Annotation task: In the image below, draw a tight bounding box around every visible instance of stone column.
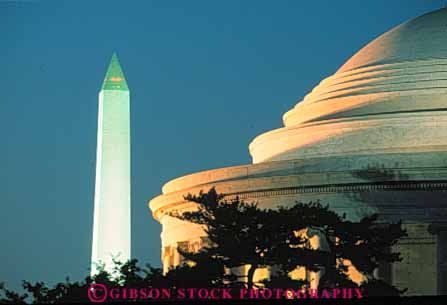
[437,230,447,295]
[376,248,393,284]
[162,246,171,274]
[428,223,447,295]
[306,228,327,289]
[173,243,181,267]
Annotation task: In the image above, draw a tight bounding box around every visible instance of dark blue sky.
[1,0,441,290]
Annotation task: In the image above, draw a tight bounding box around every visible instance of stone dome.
[149,9,447,296]
[338,8,447,73]
[249,8,447,164]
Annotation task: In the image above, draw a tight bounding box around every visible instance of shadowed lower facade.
[149,9,447,295]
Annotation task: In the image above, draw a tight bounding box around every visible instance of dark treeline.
[1,188,406,303]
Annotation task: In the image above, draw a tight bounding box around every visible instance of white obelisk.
[91,53,131,275]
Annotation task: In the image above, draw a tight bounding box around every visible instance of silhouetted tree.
[0,260,166,304]
[1,188,407,303]
[171,188,407,295]
[276,202,407,295]
[170,188,315,289]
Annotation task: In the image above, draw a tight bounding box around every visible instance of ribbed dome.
[250,9,447,164]
[338,8,447,73]
[282,8,447,127]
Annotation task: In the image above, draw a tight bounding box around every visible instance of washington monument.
[91,53,131,275]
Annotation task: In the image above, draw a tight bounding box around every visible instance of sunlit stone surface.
[149,9,447,295]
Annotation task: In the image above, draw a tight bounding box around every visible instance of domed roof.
[282,8,447,127]
[249,8,447,164]
[338,8,447,73]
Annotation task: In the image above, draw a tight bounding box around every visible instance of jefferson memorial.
[149,8,447,295]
